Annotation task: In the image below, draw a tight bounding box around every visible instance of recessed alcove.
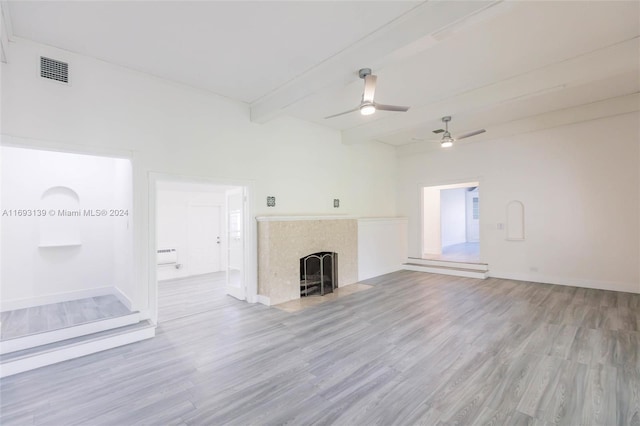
[1,146,134,316]
[39,186,82,247]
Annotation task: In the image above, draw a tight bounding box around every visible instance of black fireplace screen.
[300,252,337,297]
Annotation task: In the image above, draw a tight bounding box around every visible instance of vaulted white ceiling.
[4,1,639,150]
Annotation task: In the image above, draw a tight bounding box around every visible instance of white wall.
[156,188,226,281]
[1,38,398,311]
[398,112,640,293]
[0,146,133,309]
[422,187,441,254]
[357,218,408,281]
[440,187,466,247]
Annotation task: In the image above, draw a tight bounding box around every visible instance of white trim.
[112,286,133,311]
[0,325,155,378]
[488,271,640,294]
[256,215,355,222]
[256,295,271,306]
[1,286,118,312]
[403,264,488,279]
[407,257,489,271]
[0,312,140,354]
[357,217,408,223]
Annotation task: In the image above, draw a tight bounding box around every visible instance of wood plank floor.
[158,272,228,323]
[1,295,131,341]
[1,270,639,425]
[424,241,481,263]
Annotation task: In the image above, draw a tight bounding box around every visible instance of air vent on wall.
[40,56,68,83]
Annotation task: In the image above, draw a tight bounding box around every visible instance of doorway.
[152,178,253,323]
[422,181,481,263]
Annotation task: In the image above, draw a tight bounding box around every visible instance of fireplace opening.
[300,252,338,297]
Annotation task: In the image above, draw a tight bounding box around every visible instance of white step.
[403,263,489,279]
[406,257,489,271]
[0,320,155,378]
[0,312,141,355]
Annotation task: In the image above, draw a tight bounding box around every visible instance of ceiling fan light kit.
[325,68,410,119]
[440,116,454,147]
[440,136,454,148]
[360,102,376,116]
[418,116,487,148]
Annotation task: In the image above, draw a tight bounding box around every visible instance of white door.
[187,205,221,275]
[225,188,245,300]
[465,189,480,242]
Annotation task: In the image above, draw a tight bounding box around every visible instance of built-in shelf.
[38,242,82,248]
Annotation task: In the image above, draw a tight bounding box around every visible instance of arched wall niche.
[506,200,525,241]
[39,185,82,247]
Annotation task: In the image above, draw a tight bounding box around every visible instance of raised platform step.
[407,257,489,271]
[0,312,141,355]
[0,320,155,378]
[403,262,489,279]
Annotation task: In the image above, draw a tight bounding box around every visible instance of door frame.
[148,172,257,325]
[419,176,483,260]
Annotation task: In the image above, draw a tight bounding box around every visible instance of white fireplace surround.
[257,216,358,305]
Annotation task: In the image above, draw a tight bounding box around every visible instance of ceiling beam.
[397,93,640,156]
[249,1,501,124]
[0,1,13,63]
[341,37,640,145]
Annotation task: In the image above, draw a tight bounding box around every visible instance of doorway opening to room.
[422,181,481,263]
[153,180,250,323]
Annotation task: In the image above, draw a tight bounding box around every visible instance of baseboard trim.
[488,271,640,294]
[256,295,271,306]
[403,264,488,279]
[0,325,155,378]
[0,312,141,355]
[1,287,114,312]
[112,287,133,311]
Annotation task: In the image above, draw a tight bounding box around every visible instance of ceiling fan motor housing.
[358,68,372,79]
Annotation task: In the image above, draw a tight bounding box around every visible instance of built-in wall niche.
[39,186,82,247]
[507,200,525,240]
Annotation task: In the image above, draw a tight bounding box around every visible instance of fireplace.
[257,217,358,305]
[300,252,338,297]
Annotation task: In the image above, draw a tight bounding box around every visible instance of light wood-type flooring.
[1,295,131,340]
[158,272,229,323]
[2,270,640,425]
[424,241,481,263]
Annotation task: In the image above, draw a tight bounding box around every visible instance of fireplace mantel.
[257,217,358,305]
[256,215,355,222]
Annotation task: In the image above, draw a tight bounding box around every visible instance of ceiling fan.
[413,116,486,148]
[324,68,410,119]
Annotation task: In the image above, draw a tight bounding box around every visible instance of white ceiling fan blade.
[324,106,360,119]
[375,103,410,112]
[456,129,486,140]
[411,137,442,142]
[362,74,377,103]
